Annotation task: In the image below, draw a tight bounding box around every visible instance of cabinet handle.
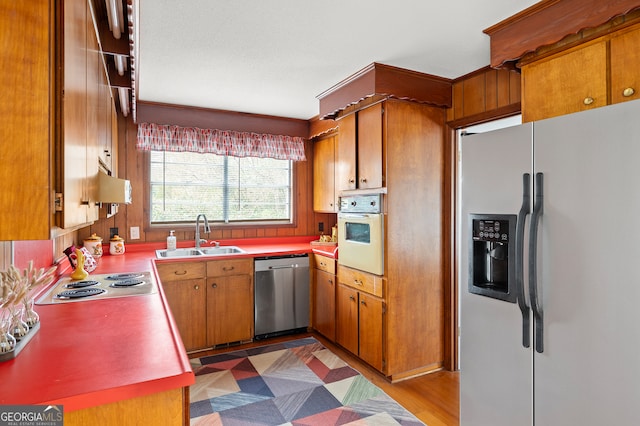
[360,300,366,306]
[319,262,326,267]
[360,177,367,183]
[354,279,363,286]
[174,270,187,276]
[349,178,355,184]
[349,295,356,301]
[194,285,200,290]
[583,97,594,105]
[222,266,235,272]
[623,87,636,97]
[328,279,333,285]
[212,283,217,288]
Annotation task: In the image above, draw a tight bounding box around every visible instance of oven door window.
[345,222,370,244]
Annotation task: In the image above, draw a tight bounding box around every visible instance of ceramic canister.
[109,235,125,255]
[83,233,103,258]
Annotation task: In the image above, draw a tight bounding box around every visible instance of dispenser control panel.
[472,219,510,243]
[468,214,517,303]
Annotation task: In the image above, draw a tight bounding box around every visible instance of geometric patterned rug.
[189,337,426,425]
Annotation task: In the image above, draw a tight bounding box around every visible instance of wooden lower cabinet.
[162,278,207,351]
[158,258,254,352]
[206,273,253,346]
[312,253,336,340]
[336,284,359,355]
[65,387,188,426]
[358,291,384,371]
[336,276,384,372]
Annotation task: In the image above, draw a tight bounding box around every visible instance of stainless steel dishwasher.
[254,254,310,339]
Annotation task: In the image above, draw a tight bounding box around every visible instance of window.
[150,151,293,225]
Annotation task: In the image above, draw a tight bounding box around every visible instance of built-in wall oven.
[337,194,384,276]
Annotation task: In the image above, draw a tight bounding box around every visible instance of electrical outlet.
[110,227,119,238]
[318,222,324,232]
[130,226,140,240]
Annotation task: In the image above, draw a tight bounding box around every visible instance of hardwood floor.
[188,331,460,426]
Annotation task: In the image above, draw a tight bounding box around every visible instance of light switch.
[130,226,140,240]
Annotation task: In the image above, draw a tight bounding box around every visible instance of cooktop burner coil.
[106,273,144,281]
[56,288,106,299]
[64,280,100,289]
[110,278,145,288]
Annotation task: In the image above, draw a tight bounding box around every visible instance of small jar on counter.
[109,235,125,255]
[83,233,103,258]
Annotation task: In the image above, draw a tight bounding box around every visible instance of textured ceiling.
[137,0,540,120]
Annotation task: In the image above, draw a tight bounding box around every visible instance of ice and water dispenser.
[468,214,517,302]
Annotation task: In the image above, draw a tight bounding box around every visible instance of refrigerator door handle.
[516,173,531,348]
[529,172,544,353]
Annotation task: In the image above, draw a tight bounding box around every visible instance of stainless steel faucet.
[195,214,211,248]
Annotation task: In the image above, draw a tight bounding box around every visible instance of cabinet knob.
[349,295,355,301]
[583,97,595,105]
[360,300,366,306]
[328,279,333,285]
[194,285,200,290]
[212,283,217,288]
[360,177,367,183]
[623,87,636,97]
[349,178,355,184]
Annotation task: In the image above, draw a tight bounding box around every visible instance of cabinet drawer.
[337,265,383,298]
[207,258,253,277]
[313,253,336,275]
[156,262,206,282]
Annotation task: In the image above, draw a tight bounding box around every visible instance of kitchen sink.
[155,246,246,259]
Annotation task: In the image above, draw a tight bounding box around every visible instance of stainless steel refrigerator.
[460,99,640,425]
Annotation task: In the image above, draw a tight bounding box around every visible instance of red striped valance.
[136,122,307,161]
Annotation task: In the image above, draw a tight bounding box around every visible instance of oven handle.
[338,213,377,218]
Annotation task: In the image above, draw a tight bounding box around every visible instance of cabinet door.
[357,103,383,189]
[522,42,607,122]
[0,0,52,240]
[359,292,384,371]
[85,15,100,223]
[336,284,359,355]
[59,0,89,228]
[162,278,207,351]
[313,268,336,341]
[313,135,337,212]
[610,27,640,105]
[207,274,253,346]
[337,114,356,191]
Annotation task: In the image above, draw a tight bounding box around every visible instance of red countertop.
[0,236,335,413]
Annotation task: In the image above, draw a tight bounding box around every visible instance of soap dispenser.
[167,230,177,250]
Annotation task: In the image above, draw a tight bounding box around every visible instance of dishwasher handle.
[268,264,302,270]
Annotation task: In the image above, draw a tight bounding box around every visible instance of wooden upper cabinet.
[337,114,356,191]
[0,0,52,240]
[357,103,383,190]
[610,27,640,105]
[313,134,337,212]
[336,103,384,192]
[521,23,640,122]
[522,41,607,122]
[58,0,92,229]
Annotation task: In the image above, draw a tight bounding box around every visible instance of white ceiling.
[137,0,540,120]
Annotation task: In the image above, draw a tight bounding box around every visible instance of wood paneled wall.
[446,67,521,129]
[78,116,332,245]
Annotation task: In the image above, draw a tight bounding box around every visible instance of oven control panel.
[339,194,382,213]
